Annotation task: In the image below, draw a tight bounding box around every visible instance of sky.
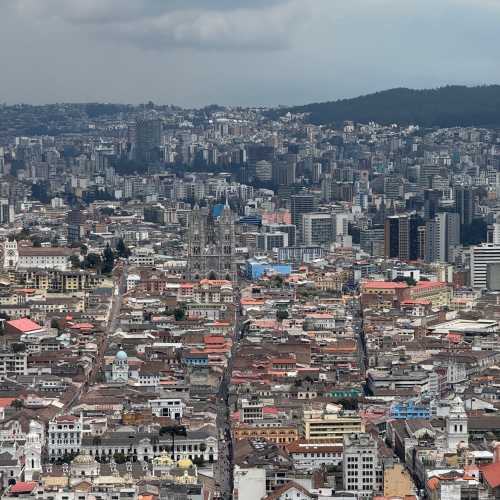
[1,0,500,107]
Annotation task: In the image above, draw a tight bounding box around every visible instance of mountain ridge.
[282,85,500,127]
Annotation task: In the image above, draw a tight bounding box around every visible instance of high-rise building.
[454,185,475,227]
[471,243,500,289]
[291,194,314,243]
[135,118,162,163]
[343,433,383,498]
[384,214,419,261]
[0,198,14,224]
[254,160,272,182]
[425,212,460,263]
[302,213,334,247]
[423,189,442,221]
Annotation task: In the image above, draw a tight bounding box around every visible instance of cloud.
[8,0,305,50]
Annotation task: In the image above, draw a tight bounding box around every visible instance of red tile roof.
[10,482,37,494]
[6,318,43,333]
[362,281,408,289]
[481,462,500,488]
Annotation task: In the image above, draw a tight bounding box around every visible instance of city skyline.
[2,0,500,106]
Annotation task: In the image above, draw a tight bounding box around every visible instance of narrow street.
[216,288,241,499]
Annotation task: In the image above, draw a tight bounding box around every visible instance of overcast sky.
[1,0,500,107]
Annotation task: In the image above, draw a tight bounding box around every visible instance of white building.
[48,415,83,460]
[470,243,500,289]
[446,396,468,451]
[148,398,184,420]
[342,433,383,499]
[111,350,129,384]
[17,247,74,271]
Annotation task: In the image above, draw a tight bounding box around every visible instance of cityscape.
[2,1,500,499]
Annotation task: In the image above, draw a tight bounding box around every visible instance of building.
[446,396,468,452]
[291,194,314,243]
[0,346,28,377]
[47,415,83,461]
[302,405,364,442]
[186,202,236,281]
[455,185,475,227]
[301,213,334,247]
[343,433,383,498]
[240,398,264,423]
[17,247,75,271]
[425,212,460,263]
[110,349,129,384]
[471,243,500,289]
[384,214,419,261]
[135,117,162,162]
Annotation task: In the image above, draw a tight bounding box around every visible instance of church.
[186,201,237,282]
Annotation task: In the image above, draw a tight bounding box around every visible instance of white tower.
[446,396,468,451]
[3,239,18,269]
[24,421,42,481]
[111,349,129,383]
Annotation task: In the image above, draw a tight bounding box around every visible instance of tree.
[83,253,101,270]
[80,244,88,256]
[10,399,23,409]
[393,276,416,286]
[113,452,128,464]
[101,244,115,274]
[70,255,81,269]
[174,308,186,321]
[116,238,131,258]
[192,456,205,467]
[276,310,289,322]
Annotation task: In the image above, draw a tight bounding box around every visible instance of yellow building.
[302,405,364,442]
[234,425,299,444]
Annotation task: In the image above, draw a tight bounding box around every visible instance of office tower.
[0,147,4,176]
[186,202,236,281]
[418,226,426,260]
[301,213,334,247]
[423,189,442,221]
[256,232,288,252]
[471,243,500,289]
[360,226,385,256]
[419,163,441,189]
[67,209,85,243]
[343,433,383,497]
[291,194,314,243]
[0,199,13,224]
[254,160,272,182]
[384,175,403,200]
[272,160,296,186]
[135,118,162,163]
[425,212,460,263]
[263,223,296,247]
[384,214,419,260]
[454,186,475,227]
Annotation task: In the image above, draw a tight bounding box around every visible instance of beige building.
[302,404,364,442]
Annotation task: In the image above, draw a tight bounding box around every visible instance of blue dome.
[115,350,128,362]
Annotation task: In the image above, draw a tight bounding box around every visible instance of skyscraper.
[454,186,475,227]
[291,194,314,244]
[384,214,419,261]
[425,212,460,263]
[135,118,162,163]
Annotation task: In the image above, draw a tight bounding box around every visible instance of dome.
[177,458,193,470]
[115,350,128,362]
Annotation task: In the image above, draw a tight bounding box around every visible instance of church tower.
[186,200,236,281]
[446,396,468,451]
[24,421,42,481]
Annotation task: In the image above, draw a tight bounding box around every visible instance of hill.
[284,85,500,127]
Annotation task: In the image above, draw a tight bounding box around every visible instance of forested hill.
[283,85,500,127]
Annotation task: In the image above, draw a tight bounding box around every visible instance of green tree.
[276,310,289,322]
[174,308,186,321]
[116,238,131,258]
[101,244,115,274]
[83,253,101,270]
[70,255,81,269]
